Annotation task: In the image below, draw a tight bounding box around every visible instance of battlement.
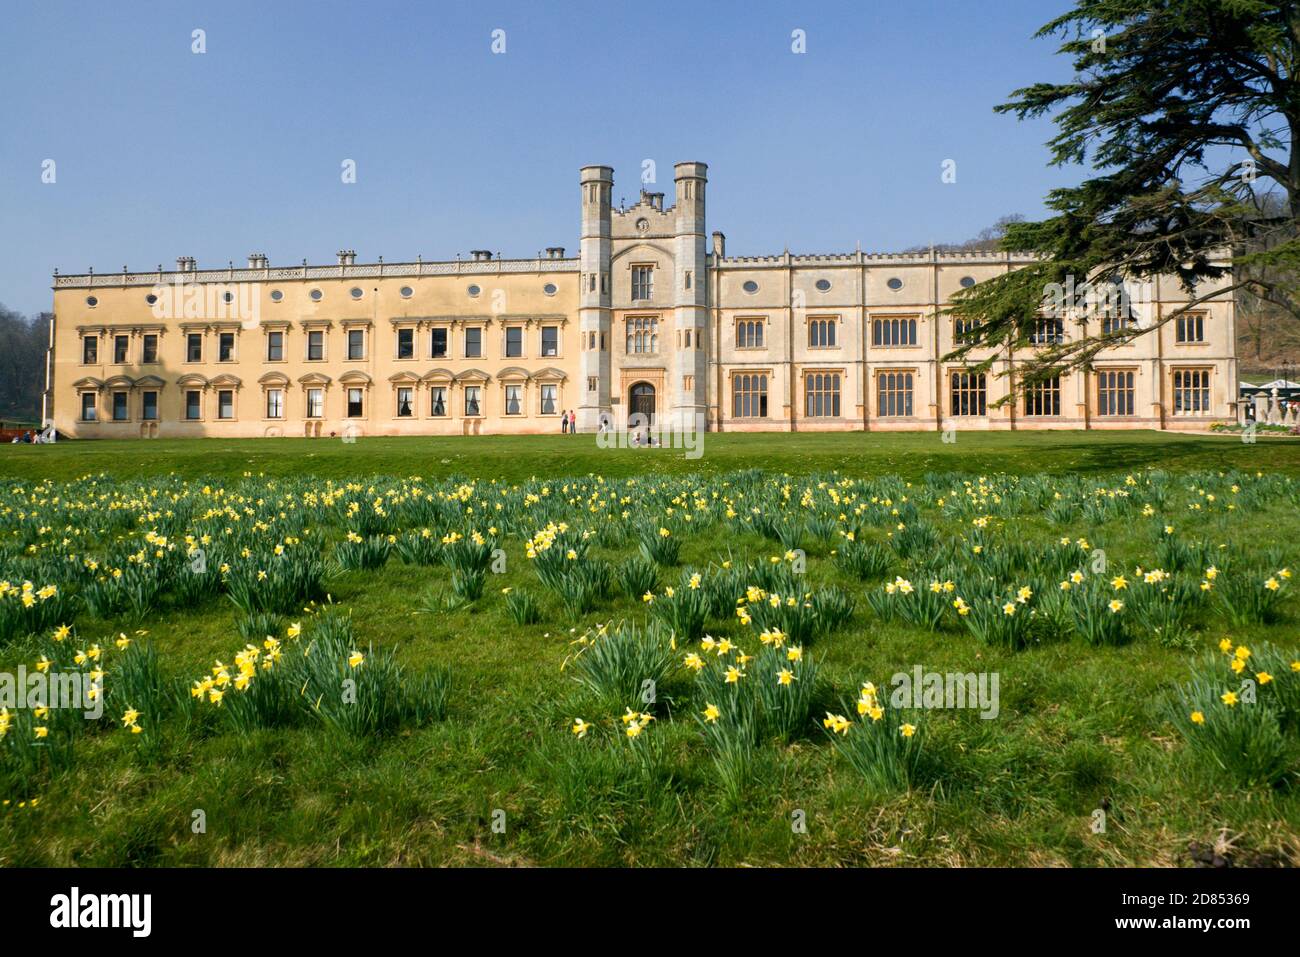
[53,255,581,290]
[714,250,1040,268]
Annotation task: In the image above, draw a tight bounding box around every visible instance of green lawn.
[3,429,1300,483]
[1,433,1298,867]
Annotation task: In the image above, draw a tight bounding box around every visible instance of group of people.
[559,410,578,433]
[7,429,49,444]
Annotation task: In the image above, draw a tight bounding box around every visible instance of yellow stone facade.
[47,162,1238,438]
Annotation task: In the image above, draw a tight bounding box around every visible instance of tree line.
[0,305,48,423]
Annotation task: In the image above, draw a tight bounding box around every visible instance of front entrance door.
[629,382,656,426]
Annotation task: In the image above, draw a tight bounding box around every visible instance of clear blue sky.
[0,0,1080,318]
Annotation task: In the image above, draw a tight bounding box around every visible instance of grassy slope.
[1,433,1298,867]
[3,430,1300,483]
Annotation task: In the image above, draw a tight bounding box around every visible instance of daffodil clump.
[0,580,70,644]
[564,707,664,786]
[1216,567,1291,628]
[1170,639,1300,787]
[644,571,711,643]
[0,626,158,776]
[822,680,924,793]
[688,627,819,744]
[866,576,952,632]
[564,620,676,705]
[954,581,1040,649]
[186,612,449,736]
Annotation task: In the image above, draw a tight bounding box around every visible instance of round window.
[350,287,363,300]
[310,289,323,301]
[742,280,758,294]
[222,291,235,303]
[467,284,481,297]
[145,293,158,305]
[399,286,413,299]
[543,283,557,296]
[86,296,98,307]
[270,290,284,302]
[815,279,831,292]
[887,277,903,290]
[959,276,976,289]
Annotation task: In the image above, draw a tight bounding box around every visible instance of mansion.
[46,162,1238,438]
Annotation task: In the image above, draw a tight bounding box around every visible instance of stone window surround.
[342,319,372,361]
[261,322,291,363]
[874,367,918,418]
[1094,366,1138,418]
[300,320,333,361]
[75,324,167,365]
[871,313,922,348]
[729,367,771,419]
[806,315,839,350]
[259,371,290,420]
[1170,365,1214,416]
[801,367,845,418]
[733,316,766,350]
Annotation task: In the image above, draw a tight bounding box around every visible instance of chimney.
[712,232,726,258]
[248,252,268,268]
[175,256,196,272]
[336,249,356,266]
[545,246,566,260]
[470,249,493,262]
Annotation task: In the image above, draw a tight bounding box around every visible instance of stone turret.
[673,162,709,427]
[578,165,614,432]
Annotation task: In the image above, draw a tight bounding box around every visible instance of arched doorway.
[629,382,656,426]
